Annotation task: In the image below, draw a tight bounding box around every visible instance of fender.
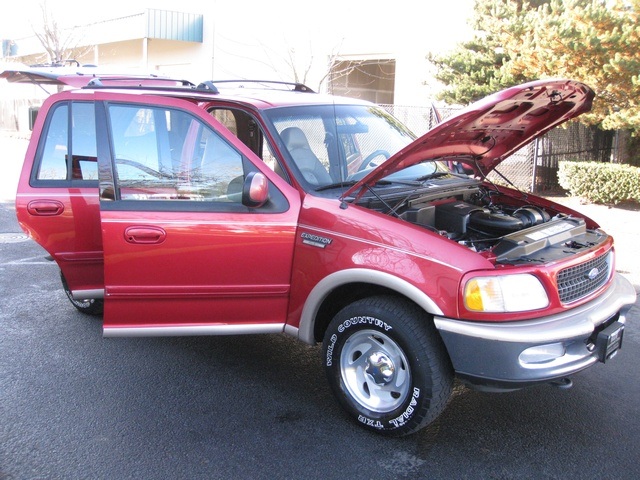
[287,268,445,344]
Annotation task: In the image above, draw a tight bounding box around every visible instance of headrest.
[281,127,310,150]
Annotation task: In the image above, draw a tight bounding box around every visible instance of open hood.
[344,79,594,200]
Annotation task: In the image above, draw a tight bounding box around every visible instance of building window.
[329,59,396,104]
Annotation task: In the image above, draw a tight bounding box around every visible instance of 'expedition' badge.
[301,232,333,248]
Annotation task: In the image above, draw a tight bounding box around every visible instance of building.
[1,1,474,107]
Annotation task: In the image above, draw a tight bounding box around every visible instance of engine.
[399,194,553,246]
[433,200,552,238]
[372,181,608,262]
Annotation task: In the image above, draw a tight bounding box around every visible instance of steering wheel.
[359,150,390,171]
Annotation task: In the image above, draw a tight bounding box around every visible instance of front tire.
[322,296,453,436]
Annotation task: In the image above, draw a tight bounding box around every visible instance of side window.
[108,104,245,202]
[211,109,238,136]
[210,108,283,178]
[109,105,166,179]
[35,102,98,182]
[71,102,98,180]
[37,104,68,180]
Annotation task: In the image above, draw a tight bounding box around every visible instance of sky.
[1,0,475,55]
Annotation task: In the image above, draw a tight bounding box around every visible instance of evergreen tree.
[429,0,640,134]
[428,0,547,105]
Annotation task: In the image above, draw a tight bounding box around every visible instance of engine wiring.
[473,154,530,204]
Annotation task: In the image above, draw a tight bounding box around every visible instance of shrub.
[558,161,640,205]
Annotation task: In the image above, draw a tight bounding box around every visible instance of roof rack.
[196,81,219,93]
[85,76,196,89]
[82,74,195,90]
[77,77,314,96]
[199,80,315,93]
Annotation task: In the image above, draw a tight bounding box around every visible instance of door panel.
[98,99,299,334]
[15,99,104,295]
[101,212,297,329]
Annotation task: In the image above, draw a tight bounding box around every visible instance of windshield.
[266,104,440,189]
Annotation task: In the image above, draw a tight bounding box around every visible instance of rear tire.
[60,271,104,316]
[322,295,453,436]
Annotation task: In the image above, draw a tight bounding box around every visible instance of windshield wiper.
[315,179,390,192]
[315,180,358,192]
[415,171,450,182]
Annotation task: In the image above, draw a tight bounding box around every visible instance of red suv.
[5,67,635,436]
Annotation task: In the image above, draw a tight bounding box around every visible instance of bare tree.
[230,35,348,93]
[277,38,361,94]
[284,46,313,86]
[31,1,91,65]
[317,40,346,93]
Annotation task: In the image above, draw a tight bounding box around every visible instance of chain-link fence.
[381,104,616,193]
[531,122,615,192]
[486,122,615,193]
[380,104,459,136]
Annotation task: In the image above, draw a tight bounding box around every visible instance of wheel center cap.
[366,352,395,385]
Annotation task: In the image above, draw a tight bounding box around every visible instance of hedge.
[558,161,640,205]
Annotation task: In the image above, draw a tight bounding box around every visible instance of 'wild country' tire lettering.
[337,316,393,333]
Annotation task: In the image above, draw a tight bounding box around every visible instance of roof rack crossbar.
[85,77,196,88]
[200,79,315,93]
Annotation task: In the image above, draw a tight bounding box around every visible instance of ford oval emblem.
[586,267,600,280]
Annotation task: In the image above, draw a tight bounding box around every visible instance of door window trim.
[31,100,99,187]
[97,100,289,214]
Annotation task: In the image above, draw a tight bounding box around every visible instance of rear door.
[95,94,300,336]
[14,94,104,297]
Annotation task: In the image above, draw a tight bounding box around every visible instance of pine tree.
[429,0,640,135]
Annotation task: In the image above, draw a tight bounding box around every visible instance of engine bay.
[388,180,609,264]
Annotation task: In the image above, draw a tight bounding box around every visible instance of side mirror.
[242,171,269,208]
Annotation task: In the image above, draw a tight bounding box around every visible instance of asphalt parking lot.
[2,133,639,479]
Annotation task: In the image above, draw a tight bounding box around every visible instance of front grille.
[557,252,611,304]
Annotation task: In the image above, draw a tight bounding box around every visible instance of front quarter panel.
[287,195,493,342]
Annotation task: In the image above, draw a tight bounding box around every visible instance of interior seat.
[280,127,332,185]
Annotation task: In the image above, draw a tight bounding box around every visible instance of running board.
[103,323,285,337]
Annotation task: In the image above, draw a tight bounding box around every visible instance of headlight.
[464,274,549,313]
